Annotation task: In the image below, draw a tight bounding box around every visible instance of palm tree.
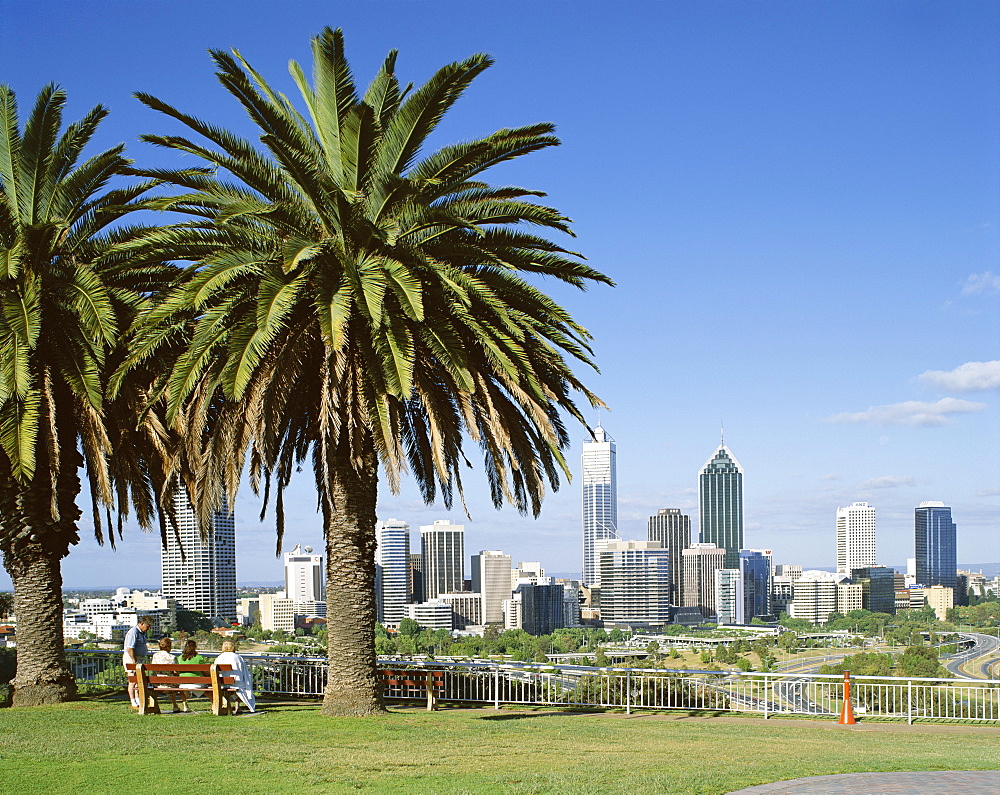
[0,84,171,705]
[124,28,612,715]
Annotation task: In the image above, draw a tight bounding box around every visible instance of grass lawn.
[2,698,998,794]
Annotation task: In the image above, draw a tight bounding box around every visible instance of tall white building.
[582,425,618,586]
[375,519,411,625]
[714,568,742,625]
[597,540,671,627]
[420,520,465,600]
[471,550,512,624]
[284,544,324,605]
[836,502,876,575]
[160,488,236,621]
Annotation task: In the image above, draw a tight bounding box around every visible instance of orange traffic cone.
[838,670,857,725]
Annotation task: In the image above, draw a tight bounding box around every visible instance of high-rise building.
[699,440,743,568]
[582,425,618,586]
[647,508,691,605]
[284,544,324,604]
[771,576,795,616]
[714,569,742,625]
[789,570,846,625]
[515,581,564,636]
[836,502,876,575]
[375,519,411,625]
[420,520,464,600]
[408,553,424,603]
[437,592,483,630]
[556,579,583,628]
[471,550,512,625]
[598,540,672,627]
[739,549,772,622]
[914,502,957,590]
[850,566,897,614]
[160,488,236,621]
[682,543,726,619]
[257,592,294,632]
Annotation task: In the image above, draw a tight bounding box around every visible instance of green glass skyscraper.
[698,440,744,569]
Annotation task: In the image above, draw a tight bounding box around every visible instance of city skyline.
[0,2,996,589]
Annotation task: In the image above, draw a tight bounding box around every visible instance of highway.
[943,632,1000,678]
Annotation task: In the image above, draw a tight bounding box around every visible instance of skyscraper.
[284,544,324,604]
[420,520,464,600]
[739,548,772,622]
[160,488,236,622]
[836,502,876,575]
[647,508,691,605]
[914,502,957,590]
[699,440,744,568]
[471,550,512,625]
[582,425,618,586]
[375,519,410,625]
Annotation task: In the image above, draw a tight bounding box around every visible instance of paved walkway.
[727,770,1000,793]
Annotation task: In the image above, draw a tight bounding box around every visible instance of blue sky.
[1,1,997,588]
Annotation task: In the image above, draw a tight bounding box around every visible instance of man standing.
[123,616,152,709]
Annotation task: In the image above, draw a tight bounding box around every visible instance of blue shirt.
[124,625,148,659]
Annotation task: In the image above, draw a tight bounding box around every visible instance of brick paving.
[726,770,1000,793]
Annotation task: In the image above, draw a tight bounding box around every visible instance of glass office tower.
[914,502,957,590]
[582,425,618,586]
[699,442,743,569]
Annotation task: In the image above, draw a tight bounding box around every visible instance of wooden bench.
[126,662,238,715]
[379,668,446,711]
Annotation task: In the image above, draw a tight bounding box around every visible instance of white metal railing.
[64,650,1000,724]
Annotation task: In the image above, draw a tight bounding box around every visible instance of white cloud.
[826,398,987,427]
[919,361,1000,392]
[859,475,916,490]
[821,473,842,481]
[975,486,1000,498]
[961,271,1000,296]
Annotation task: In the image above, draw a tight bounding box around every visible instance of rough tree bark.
[320,441,384,716]
[0,396,83,706]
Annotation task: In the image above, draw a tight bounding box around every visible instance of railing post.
[763,673,769,720]
[626,669,631,715]
[494,662,500,710]
[907,679,913,725]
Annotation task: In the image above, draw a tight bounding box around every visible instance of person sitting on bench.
[177,639,208,710]
[215,640,256,713]
[151,637,183,713]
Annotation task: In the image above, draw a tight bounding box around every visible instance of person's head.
[181,639,197,658]
[158,637,172,652]
[221,640,237,653]
[138,616,153,631]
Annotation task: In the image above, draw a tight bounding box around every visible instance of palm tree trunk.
[320,442,384,716]
[0,409,83,706]
[4,540,77,705]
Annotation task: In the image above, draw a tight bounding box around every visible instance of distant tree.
[175,610,213,633]
[398,618,420,637]
[898,645,947,679]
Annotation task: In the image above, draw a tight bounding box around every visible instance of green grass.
[2,698,998,794]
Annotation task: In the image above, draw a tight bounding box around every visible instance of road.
[943,632,1000,678]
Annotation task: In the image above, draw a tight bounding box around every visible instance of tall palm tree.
[0,84,172,705]
[124,28,612,716]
